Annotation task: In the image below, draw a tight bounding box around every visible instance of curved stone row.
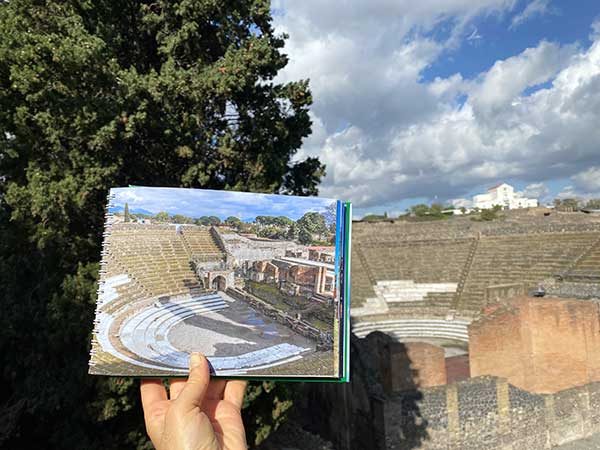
[119,294,229,366]
[97,274,131,307]
[96,292,311,375]
[352,318,471,342]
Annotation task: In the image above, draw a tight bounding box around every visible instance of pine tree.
[0,1,323,448]
[124,202,130,222]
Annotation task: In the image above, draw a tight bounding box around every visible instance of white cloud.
[573,166,600,192]
[510,0,555,30]
[274,2,600,210]
[521,182,549,199]
[469,41,577,119]
[555,168,600,201]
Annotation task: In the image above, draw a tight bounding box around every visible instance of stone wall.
[385,376,600,450]
[544,278,600,299]
[298,332,600,450]
[225,287,330,346]
[484,283,525,303]
[469,296,600,393]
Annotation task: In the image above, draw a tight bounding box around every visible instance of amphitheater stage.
[93,291,321,376]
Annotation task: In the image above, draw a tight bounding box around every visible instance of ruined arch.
[211,275,227,291]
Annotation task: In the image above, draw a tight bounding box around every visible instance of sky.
[109,187,335,222]
[272,0,600,217]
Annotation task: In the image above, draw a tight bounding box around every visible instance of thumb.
[174,353,210,412]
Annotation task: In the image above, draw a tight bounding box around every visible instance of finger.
[174,353,210,412]
[140,379,168,412]
[168,378,187,400]
[205,379,227,401]
[224,380,247,410]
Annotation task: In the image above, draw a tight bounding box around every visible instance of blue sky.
[422,0,600,82]
[109,187,335,222]
[272,0,600,217]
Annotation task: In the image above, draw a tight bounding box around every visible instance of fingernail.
[190,352,202,369]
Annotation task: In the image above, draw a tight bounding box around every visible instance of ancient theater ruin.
[90,220,337,376]
[346,208,600,449]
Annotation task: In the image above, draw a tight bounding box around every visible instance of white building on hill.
[473,183,538,210]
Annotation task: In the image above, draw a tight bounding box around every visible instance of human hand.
[141,353,247,450]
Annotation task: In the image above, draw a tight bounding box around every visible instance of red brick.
[469,296,600,393]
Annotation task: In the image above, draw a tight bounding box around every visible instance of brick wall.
[469,296,600,393]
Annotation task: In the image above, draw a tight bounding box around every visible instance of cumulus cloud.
[274,2,600,213]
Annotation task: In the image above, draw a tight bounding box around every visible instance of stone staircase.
[452,237,479,311]
[558,235,600,282]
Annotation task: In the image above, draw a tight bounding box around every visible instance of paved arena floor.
[168,291,315,357]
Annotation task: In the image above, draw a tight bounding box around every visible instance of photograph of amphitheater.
[89,187,350,378]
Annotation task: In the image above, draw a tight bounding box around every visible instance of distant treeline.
[117,202,337,244]
[360,198,600,222]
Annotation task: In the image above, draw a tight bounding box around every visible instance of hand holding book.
[141,353,247,450]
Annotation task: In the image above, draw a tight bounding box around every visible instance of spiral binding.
[89,191,117,368]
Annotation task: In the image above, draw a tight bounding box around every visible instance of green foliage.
[243,382,297,447]
[256,215,294,227]
[0,1,323,448]
[297,227,313,245]
[155,211,171,222]
[124,203,130,222]
[171,214,194,224]
[410,204,430,217]
[195,215,221,226]
[297,211,327,244]
[225,216,243,228]
[409,203,448,221]
[255,215,296,239]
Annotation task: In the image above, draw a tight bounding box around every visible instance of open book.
[89,187,351,381]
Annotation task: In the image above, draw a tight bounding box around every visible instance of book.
[89,186,351,381]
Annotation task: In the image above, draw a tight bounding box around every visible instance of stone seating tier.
[181,226,225,256]
[567,240,600,278]
[352,318,470,343]
[106,224,204,296]
[352,226,600,322]
[457,233,596,313]
[358,240,472,284]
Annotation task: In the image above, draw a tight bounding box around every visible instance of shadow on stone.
[276,330,428,450]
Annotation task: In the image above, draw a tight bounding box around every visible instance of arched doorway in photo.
[211,275,227,291]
